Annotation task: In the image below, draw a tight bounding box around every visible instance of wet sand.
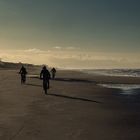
[0,69,140,140]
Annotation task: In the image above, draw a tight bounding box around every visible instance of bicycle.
[21,73,26,84]
[43,80,49,94]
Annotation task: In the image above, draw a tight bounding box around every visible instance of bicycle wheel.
[43,81,48,94]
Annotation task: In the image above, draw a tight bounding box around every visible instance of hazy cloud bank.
[0,48,140,69]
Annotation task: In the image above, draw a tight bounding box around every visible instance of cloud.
[23,48,43,53]
[0,48,140,68]
[53,46,62,50]
[53,46,78,51]
[65,46,77,50]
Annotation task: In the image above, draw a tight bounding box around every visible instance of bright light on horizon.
[0,48,140,69]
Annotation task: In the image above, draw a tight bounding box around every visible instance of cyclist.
[40,66,51,94]
[19,66,27,84]
[50,67,56,79]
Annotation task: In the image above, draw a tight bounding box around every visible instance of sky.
[0,0,140,68]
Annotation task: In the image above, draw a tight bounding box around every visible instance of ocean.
[83,69,140,77]
[82,69,140,95]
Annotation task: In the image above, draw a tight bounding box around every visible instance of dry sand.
[0,69,140,140]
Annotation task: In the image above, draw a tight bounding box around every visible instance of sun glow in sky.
[0,0,140,68]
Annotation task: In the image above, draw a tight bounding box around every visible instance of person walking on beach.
[19,65,27,84]
[40,66,51,94]
[51,67,56,79]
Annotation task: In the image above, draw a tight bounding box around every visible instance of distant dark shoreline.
[0,61,40,69]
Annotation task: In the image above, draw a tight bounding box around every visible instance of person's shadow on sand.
[54,78,96,84]
[29,76,96,84]
[47,93,101,103]
[26,83,101,103]
[26,83,42,87]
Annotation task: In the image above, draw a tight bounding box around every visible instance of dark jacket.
[19,67,27,75]
[40,69,50,81]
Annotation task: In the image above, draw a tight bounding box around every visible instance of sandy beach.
[0,69,140,140]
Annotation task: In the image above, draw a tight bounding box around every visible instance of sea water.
[83,69,140,77]
[83,69,140,95]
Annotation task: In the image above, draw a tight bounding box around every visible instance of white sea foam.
[98,84,140,95]
[83,69,140,77]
